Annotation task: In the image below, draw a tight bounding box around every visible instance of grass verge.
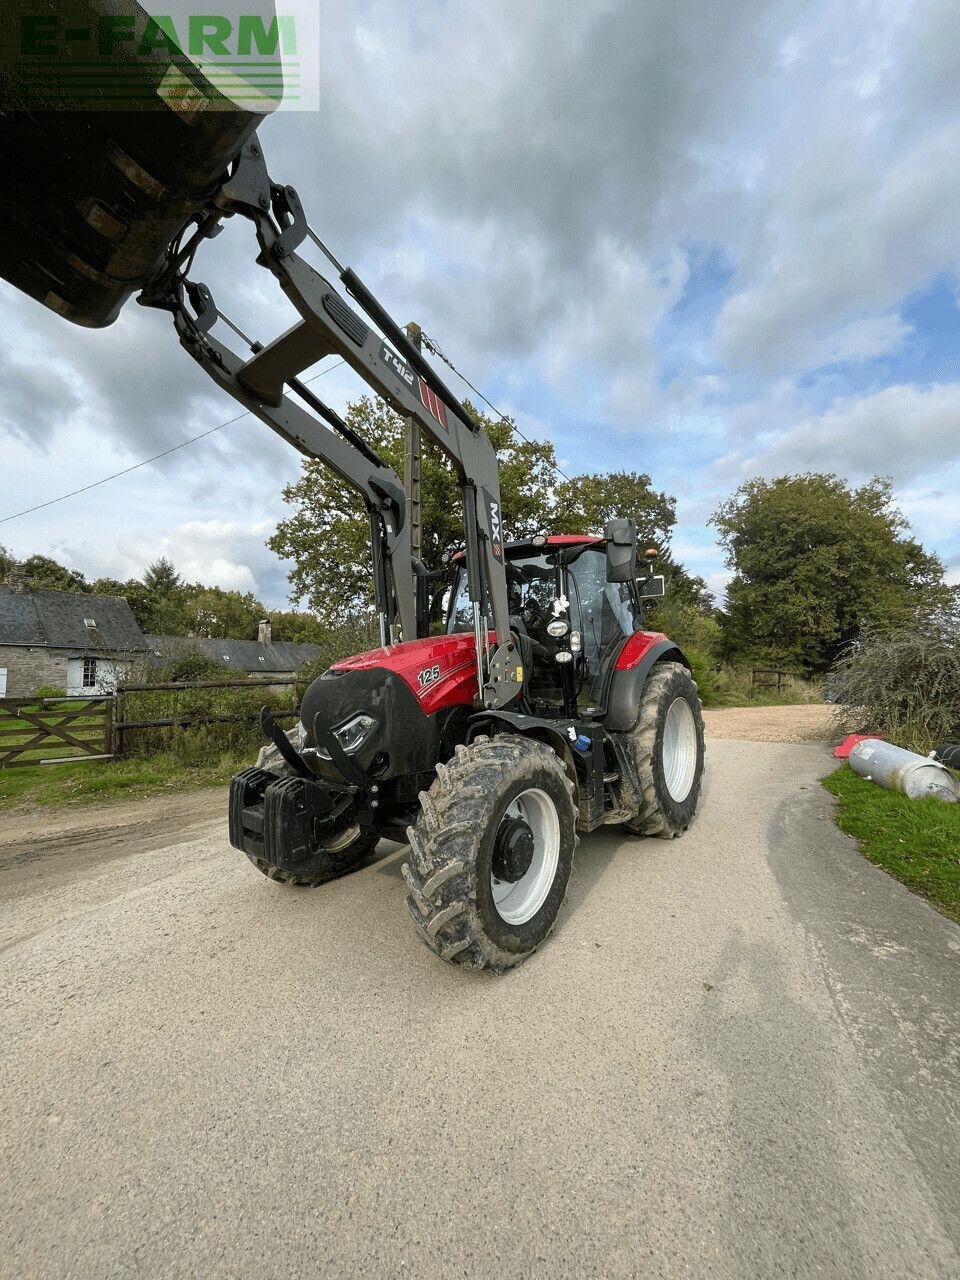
[823,765,960,923]
[0,751,250,813]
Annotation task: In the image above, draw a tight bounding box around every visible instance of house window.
[81,657,98,688]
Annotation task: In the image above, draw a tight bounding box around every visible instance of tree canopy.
[21,554,88,593]
[142,556,182,597]
[269,395,707,623]
[711,473,956,672]
[0,546,326,643]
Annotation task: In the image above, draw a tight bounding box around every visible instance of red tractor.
[234,532,704,970]
[1,16,705,970]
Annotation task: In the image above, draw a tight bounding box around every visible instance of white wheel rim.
[491,787,560,925]
[662,697,698,802]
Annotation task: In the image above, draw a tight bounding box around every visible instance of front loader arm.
[172,315,414,646]
[142,138,521,709]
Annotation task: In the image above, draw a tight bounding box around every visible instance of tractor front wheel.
[403,735,577,972]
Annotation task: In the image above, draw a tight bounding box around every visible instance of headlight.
[315,713,378,759]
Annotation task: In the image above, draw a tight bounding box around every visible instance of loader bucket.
[0,1,283,327]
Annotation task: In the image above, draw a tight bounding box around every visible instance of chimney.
[7,561,27,594]
[257,618,272,645]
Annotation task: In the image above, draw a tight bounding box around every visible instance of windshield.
[446,555,557,633]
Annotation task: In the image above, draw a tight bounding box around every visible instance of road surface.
[2,739,958,1279]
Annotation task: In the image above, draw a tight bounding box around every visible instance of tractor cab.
[447,533,660,718]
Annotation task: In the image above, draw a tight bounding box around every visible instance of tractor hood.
[0,0,281,326]
[299,635,484,785]
[330,633,485,716]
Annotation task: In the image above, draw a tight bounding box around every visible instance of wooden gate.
[0,696,113,767]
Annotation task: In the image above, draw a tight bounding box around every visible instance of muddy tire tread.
[403,734,576,973]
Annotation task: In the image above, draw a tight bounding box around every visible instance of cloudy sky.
[2,0,959,606]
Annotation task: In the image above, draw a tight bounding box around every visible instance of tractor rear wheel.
[622,661,705,838]
[245,823,378,887]
[403,735,577,972]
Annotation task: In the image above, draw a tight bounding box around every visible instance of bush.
[646,599,721,660]
[119,647,298,764]
[34,685,67,699]
[828,615,960,752]
[150,649,229,685]
[684,648,727,708]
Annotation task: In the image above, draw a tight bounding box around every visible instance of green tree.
[551,470,674,542]
[269,396,559,621]
[268,609,332,645]
[142,557,182,596]
[552,470,712,610]
[176,584,265,639]
[21,554,88,593]
[711,473,955,672]
[0,544,13,582]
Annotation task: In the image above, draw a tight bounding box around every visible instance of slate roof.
[0,588,149,651]
[145,635,321,673]
[0,591,46,645]
[0,586,321,671]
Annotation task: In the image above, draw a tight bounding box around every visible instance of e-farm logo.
[11,6,315,112]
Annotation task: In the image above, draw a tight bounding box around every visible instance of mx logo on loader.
[484,490,504,562]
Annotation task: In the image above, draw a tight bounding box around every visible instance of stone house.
[0,586,149,697]
[0,590,322,697]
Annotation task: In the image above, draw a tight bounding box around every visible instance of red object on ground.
[834,733,883,759]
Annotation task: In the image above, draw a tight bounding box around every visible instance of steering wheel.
[521,597,545,628]
[509,614,550,657]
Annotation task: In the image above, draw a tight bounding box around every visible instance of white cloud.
[719,383,960,485]
[896,471,960,560]
[819,314,912,365]
[716,122,960,371]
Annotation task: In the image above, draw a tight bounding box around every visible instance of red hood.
[331,633,488,714]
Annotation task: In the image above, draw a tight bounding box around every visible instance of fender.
[605,633,689,733]
[468,710,577,783]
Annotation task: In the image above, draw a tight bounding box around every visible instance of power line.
[3,326,571,524]
[420,332,574,486]
[0,359,347,524]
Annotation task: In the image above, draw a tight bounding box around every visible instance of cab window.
[446,555,557,634]
[566,548,636,679]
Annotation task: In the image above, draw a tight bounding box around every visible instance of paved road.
[2,740,958,1279]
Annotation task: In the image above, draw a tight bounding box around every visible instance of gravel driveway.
[703,702,833,742]
[2,736,957,1279]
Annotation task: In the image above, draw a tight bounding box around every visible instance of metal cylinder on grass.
[849,739,960,803]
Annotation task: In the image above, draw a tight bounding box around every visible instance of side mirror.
[638,574,666,598]
[604,518,637,583]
